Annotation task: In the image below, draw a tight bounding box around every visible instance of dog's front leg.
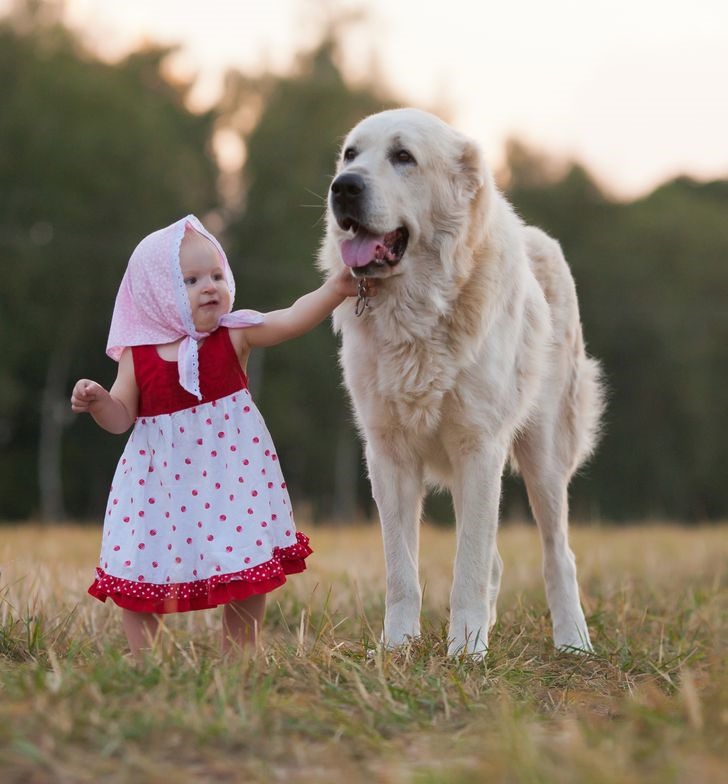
[367,442,424,648]
[448,444,508,657]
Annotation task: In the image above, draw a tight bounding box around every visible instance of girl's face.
[179,229,232,332]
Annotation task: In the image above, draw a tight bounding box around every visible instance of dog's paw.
[447,643,488,661]
[554,625,593,655]
[365,634,420,661]
[382,614,421,650]
[447,630,489,659]
[380,631,420,650]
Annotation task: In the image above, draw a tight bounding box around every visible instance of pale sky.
[7,0,728,198]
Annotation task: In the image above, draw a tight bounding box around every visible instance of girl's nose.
[201,276,216,292]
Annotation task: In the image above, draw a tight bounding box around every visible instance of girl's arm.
[71,348,139,434]
[238,268,370,350]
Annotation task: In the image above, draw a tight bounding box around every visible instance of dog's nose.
[331,172,365,207]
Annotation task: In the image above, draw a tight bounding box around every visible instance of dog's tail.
[569,352,606,472]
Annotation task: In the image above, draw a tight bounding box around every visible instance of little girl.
[71,214,370,656]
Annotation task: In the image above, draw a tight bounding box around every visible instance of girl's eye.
[184,277,197,285]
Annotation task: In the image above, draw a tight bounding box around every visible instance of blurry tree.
[2,1,726,525]
[218,34,399,521]
[504,143,728,520]
[0,1,218,520]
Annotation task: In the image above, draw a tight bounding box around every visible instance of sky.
[6,0,728,198]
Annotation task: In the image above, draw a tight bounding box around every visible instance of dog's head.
[322,108,494,283]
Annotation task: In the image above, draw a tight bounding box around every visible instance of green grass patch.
[0,522,726,782]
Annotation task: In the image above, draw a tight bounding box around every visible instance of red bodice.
[132,327,248,417]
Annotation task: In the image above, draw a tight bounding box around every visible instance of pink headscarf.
[107,215,263,400]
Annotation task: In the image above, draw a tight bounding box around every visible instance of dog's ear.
[458,140,486,199]
[454,138,494,260]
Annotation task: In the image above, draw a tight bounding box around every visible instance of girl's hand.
[235,269,381,352]
[71,379,110,413]
[328,267,379,299]
[70,353,138,433]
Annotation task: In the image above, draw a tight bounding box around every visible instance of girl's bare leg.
[222,594,266,654]
[122,609,160,657]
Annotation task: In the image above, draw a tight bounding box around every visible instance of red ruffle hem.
[88,533,312,614]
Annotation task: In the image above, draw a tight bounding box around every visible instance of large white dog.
[319,108,604,656]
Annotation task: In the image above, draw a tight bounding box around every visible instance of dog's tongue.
[340,229,386,268]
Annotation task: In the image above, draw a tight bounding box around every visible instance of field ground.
[0,521,726,783]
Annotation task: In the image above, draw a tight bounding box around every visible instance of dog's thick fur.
[319,109,604,655]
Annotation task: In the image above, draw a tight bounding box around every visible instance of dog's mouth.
[338,222,409,277]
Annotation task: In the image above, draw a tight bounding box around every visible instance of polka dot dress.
[88,328,312,613]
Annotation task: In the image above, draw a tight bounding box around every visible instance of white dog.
[319,108,604,656]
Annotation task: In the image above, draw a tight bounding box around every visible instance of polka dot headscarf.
[106,215,262,399]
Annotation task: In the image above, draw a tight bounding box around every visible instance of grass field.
[1,521,726,783]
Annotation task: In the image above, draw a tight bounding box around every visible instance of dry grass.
[1,521,727,783]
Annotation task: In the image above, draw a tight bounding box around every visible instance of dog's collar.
[355,278,371,317]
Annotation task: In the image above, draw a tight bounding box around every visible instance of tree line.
[1,4,726,523]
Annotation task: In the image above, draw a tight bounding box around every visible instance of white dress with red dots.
[89,327,311,613]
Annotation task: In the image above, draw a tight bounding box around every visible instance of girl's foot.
[122,609,160,658]
[221,594,266,654]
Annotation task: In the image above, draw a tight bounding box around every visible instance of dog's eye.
[343,147,357,162]
[392,149,416,165]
